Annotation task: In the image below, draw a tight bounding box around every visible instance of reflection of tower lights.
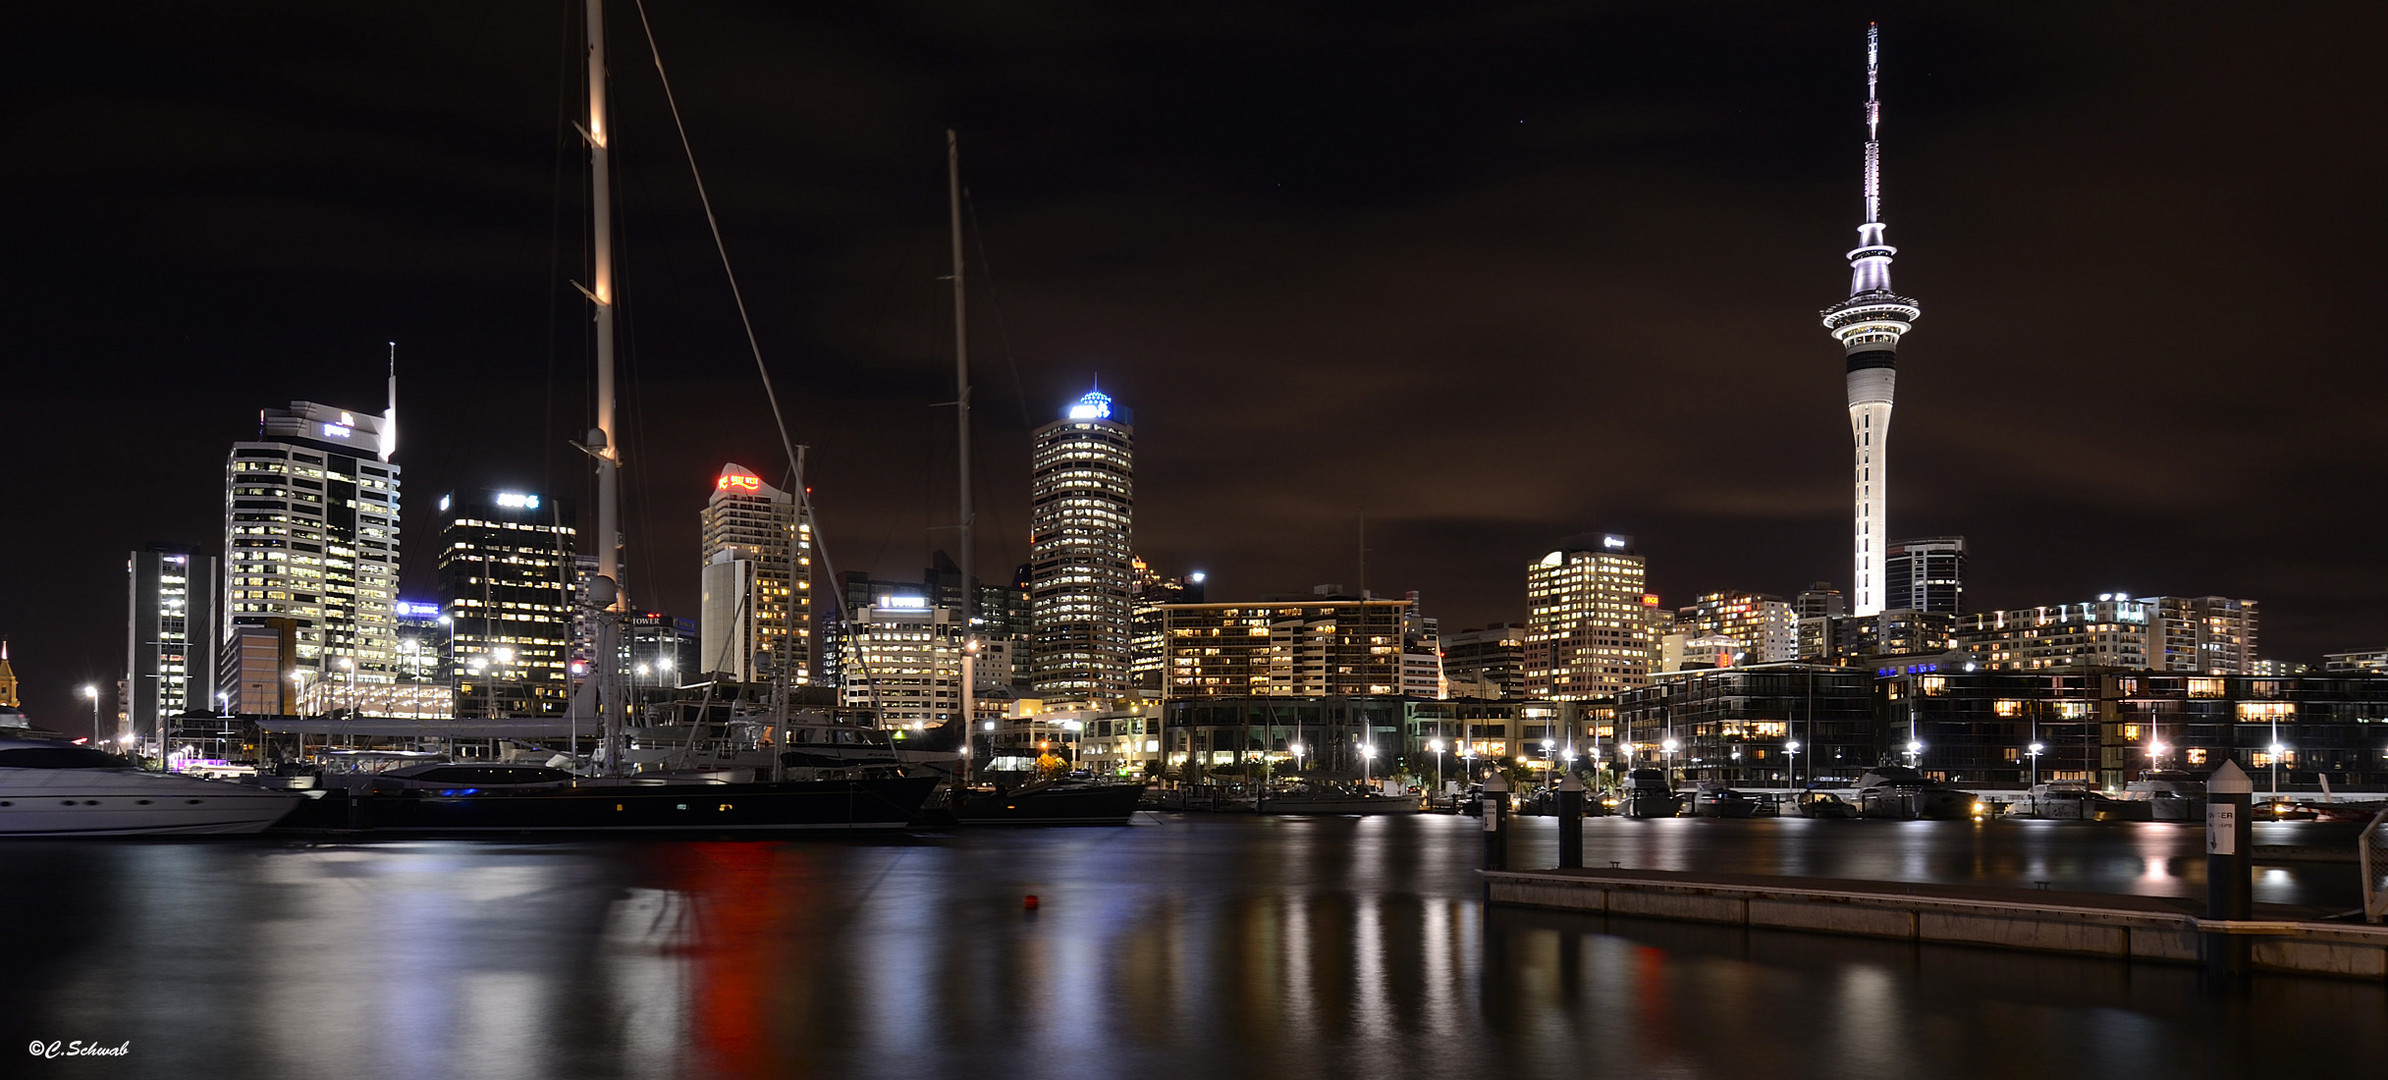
[1822,23,1921,617]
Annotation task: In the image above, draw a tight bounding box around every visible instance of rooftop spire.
[1863,22,1882,225]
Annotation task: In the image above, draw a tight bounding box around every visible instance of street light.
[1361,741,1376,787]
[1785,739,1802,786]
[1906,739,1924,768]
[1427,739,1445,800]
[1290,741,1305,773]
[2027,741,2044,789]
[1662,738,1680,784]
[81,684,100,743]
[2268,741,2286,797]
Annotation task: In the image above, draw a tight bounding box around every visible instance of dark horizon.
[8,2,2386,728]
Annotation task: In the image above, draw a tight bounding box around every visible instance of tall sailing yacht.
[298,0,938,834]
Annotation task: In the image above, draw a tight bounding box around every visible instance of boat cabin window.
[0,746,132,769]
[411,766,572,785]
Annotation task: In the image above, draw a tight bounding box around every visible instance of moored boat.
[1621,769,1681,819]
[953,777,1147,825]
[283,761,938,833]
[1256,782,1420,816]
[1690,781,1759,818]
[1855,766,1974,820]
[0,738,308,837]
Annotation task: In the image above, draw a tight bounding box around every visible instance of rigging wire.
[628,0,877,704]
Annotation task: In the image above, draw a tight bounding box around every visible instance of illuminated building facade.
[436,490,576,717]
[2324,648,2388,675]
[1524,535,1653,700]
[1672,591,1798,666]
[1617,665,1876,786]
[839,598,962,728]
[1875,669,2388,792]
[1131,557,1203,693]
[1952,595,2259,675]
[127,543,218,745]
[1821,26,1921,617]
[1885,536,1966,614]
[698,463,812,684]
[1030,390,1134,702]
[221,401,401,703]
[1160,595,1413,700]
[1442,624,1528,699]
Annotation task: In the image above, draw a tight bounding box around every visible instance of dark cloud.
[5,1,2385,728]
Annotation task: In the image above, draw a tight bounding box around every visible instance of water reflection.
[0,817,2377,1080]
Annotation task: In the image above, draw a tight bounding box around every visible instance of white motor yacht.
[0,739,307,836]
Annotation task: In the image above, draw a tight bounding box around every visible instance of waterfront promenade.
[5,816,2382,1079]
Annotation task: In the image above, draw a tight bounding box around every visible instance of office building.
[1442,624,1528,699]
[1821,26,1922,616]
[629,612,698,688]
[1674,591,1798,665]
[218,619,296,715]
[1885,536,1966,614]
[1160,592,1413,700]
[1131,557,1203,693]
[1524,535,1654,700]
[698,463,813,684]
[1029,390,1135,702]
[839,597,963,728]
[1400,595,1444,698]
[126,544,218,746]
[221,400,402,702]
[1794,583,1846,619]
[436,489,577,717]
[1616,665,1877,786]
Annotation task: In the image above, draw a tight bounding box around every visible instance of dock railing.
[2362,808,2388,924]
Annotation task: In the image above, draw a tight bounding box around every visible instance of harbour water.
[4,815,2380,1079]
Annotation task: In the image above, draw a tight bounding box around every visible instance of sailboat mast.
[587,0,621,601]
[949,129,975,786]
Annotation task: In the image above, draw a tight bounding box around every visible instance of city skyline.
[8,4,2386,726]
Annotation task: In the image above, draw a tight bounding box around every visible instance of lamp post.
[1428,739,1445,802]
[1785,739,1802,787]
[1290,741,1305,774]
[1361,741,1375,787]
[2027,741,2044,789]
[1906,739,1923,769]
[81,684,100,743]
[1662,738,1680,785]
[2268,741,2285,798]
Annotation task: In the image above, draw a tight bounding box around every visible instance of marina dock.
[1484,865,2388,981]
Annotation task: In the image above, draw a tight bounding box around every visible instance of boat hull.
[0,769,305,837]
[1256,794,1420,815]
[283,775,941,834]
[956,782,1147,825]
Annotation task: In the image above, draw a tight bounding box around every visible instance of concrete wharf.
[1484,865,2388,981]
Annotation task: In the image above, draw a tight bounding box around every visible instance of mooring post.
[1483,772,1510,898]
[2205,759,2255,979]
[1557,771,1583,869]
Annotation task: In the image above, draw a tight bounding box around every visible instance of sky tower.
[1822,23,1920,617]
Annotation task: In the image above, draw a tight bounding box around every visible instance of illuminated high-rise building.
[127,543,218,745]
[437,490,576,717]
[1885,536,1966,614]
[221,401,401,706]
[1030,390,1134,702]
[698,463,812,683]
[1524,535,1654,700]
[1821,24,1922,617]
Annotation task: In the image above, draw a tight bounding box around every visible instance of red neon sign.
[716,464,763,493]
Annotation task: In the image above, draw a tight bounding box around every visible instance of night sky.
[8,2,2384,728]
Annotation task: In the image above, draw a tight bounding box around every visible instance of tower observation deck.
[1822,23,1920,617]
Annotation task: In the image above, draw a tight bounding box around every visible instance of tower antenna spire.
[1864,22,1882,224]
